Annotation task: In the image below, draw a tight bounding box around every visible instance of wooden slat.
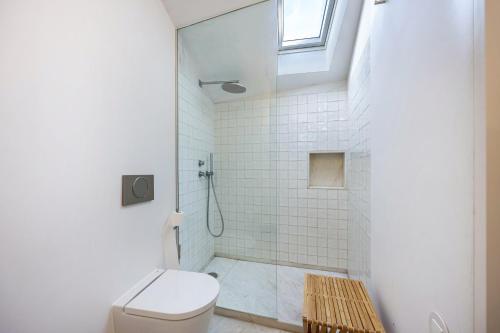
[303,275,386,333]
[348,279,370,332]
[328,278,342,332]
[343,281,361,331]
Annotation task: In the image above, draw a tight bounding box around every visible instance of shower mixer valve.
[199,159,209,177]
[199,170,213,178]
[199,154,214,178]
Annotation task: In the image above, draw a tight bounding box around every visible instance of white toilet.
[112,268,220,333]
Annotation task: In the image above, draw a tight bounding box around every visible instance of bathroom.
[0,0,498,333]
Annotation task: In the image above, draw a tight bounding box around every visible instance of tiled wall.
[178,45,367,273]
[178,47,216,272]
[213,84,350,271]
[276,85,349,270]
[212,98,278,262]
[347,41,371,283]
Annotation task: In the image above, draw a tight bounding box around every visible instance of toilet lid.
[124,270,220,321]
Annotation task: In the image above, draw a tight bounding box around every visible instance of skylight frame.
[278,0,337,51]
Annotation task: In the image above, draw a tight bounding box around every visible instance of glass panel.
[177,0,278,319]
[283,0,327,41]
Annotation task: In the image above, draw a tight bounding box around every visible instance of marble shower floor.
[209,315,289,333]
[202,257,347,326]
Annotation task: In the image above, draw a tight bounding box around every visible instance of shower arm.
[198,80,239,87]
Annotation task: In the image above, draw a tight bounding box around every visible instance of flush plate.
[122,175,154,206]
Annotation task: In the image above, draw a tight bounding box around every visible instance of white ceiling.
[161,0,264,28]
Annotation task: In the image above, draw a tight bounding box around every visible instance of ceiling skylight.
[278,0,336,51]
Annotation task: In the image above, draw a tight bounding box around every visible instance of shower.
[199,153,225,237]
[177,0,282,323]
[198,79,247,94]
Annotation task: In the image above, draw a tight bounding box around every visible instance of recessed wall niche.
[308,152,346,188]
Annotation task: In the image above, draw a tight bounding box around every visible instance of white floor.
[203,257,347,326]
[209,315,290,333]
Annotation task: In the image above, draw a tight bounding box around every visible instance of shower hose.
[206,175,225,237]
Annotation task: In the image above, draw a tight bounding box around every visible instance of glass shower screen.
[176,0,278,319]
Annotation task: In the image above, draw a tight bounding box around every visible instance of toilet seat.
[124,270,219,321]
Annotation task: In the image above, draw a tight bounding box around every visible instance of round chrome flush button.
[132,177,149,198]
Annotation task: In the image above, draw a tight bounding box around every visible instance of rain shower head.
[198,79,247,94]
[221,82,246,94]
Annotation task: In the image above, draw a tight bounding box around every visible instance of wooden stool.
[303,274,385,333]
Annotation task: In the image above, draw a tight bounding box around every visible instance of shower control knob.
[198,171,213,178]
[198,160,205,167]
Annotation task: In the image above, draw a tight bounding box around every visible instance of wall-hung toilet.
[112,268,219,333]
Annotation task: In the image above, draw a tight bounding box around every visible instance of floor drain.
[207,272,218,279]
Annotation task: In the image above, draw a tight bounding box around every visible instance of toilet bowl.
[112,269,219,333]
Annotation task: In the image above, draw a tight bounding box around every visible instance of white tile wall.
[276,84,349,270]
[178,57,216,271]
[213,84,349,270]
[178,43,364,273]
[347,41,371,283]
[212,98,278,262]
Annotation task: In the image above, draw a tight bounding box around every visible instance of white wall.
[213,96,278,262]
[473,0,487,331]
[370,1,474,332]
[346,8,371,284]
[0,1,176,333]
[275,85,349,270]
[213,85,350,271]
[178,38,216,272]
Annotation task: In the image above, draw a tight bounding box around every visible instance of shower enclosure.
[177,0,350,328]
[177,0,279,319]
